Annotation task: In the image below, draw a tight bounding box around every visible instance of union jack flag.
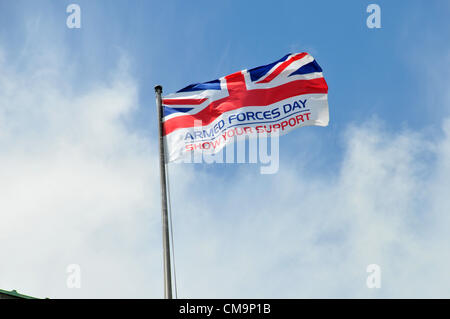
[162,52,329,162]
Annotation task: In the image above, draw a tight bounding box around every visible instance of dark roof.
[0,289,39,299]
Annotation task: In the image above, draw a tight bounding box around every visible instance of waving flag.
[162,52,329,162]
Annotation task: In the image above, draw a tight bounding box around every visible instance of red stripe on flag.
[256,52,308,84]
[162,98,208,105]
[163,76,328,136]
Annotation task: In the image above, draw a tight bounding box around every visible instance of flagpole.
[155,85,173,299]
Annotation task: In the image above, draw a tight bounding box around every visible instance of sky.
[0,0,449,298]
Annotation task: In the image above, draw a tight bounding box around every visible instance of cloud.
[1,12,449,298]
[2,56,450,298]
[170,116,450,298]
[0,44,170,298]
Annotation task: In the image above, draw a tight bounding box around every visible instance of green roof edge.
[0,288,40,299]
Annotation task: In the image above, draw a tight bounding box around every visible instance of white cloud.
[1,32,450,299]
[170,117,450,298]
[0,46,169,298]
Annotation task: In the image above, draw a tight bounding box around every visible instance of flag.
[162,52,329,162]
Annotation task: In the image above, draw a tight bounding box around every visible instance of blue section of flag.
[248,54,290,82]
[289,60,322,77]
[163,106,194,117]
[177,79,221,93]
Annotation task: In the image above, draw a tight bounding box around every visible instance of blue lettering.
[255,112,264,120]
[203,128,214,138]
[283,103,292,113]
[271,107,281,118]
[292,101,301,111]
[194,131,203,139]
[237,113,246,121]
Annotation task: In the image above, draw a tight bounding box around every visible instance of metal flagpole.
[155,85,173,299]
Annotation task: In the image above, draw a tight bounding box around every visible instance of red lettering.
[202,142,210,149]
[289,118,296,126]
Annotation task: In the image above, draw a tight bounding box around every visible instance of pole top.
[155,85,163,94]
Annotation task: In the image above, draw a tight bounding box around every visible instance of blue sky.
[0,1,449,298]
